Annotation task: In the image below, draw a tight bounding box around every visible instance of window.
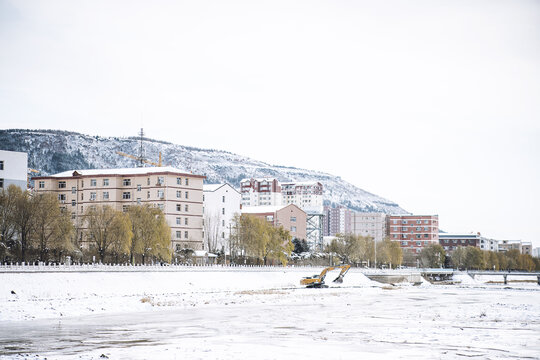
[81,193,84,201]
[176,244,181,252]
[103,179,109,186]
[416,227,421,231]
[158,204,164,211]
[158,190,164,198]
[122,205,129,212]
[176,217,181,225]
[403,234,408,239]
[416,241,421,246]
[222,196,225,203]
[81,180,84,188]
[416,220,421,224]
[185,204,189,212]
[185,191,189,199]
[185,178,189,186]
[137,198,141,205]
[157,176,164,185]
[185,218,188,225]
[424,220,429,224]
[147,191,150,199]
[58,194,66,201]
[176,204,181,211]
[71,200,76,206]
[123,179,131,186]
[402,220,407,224]
[424,234,429,238]
[392,220,397,224]
[222,232,225,239]
[147,178,150,185]
[176,190,181,198]
[81,205,83,212]
[122,192,131,199]
[402,227,407,231]
[177,177,181,185]
[184,231,188,239]
[90,179,97,187]
[291,217,296,222]
[176,231,181,239]
[0,161,3,170]
[103,191,109,200]
[137,184,142,192]
[222,219,225,226]
[291,226,297,232]
[416,234,421,239]
[71,213,76,220]
[71,186,76,194]
[222,208,225,215]
[39,181,45,189]
[401,241,407,245]
[393,234,398,239]
[90,192,97,201]
[58,181,66,189]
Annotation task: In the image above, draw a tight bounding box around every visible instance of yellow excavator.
[300,265,351,288]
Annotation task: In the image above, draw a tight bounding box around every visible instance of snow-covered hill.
[0,129,407,214]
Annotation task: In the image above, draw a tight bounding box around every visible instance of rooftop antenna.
[138,128,145,167]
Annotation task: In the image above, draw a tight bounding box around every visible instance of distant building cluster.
[1,149,538,258]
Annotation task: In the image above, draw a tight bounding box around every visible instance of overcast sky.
[1,0,539,247]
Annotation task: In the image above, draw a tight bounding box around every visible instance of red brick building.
[387,215,439,253]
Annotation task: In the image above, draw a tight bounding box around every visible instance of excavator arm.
[300,265,351,288]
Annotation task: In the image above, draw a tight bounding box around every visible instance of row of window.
[392,219,432,225]
[393,234,431,239]
[175,231,190,239]
[400,241,431,246]
[393,227,433,232]
[54,176,191,190]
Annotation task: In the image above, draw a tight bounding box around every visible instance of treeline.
[228,214,294,265]
[415,244,540,271]
[0,185,171,264]
[326,234,403,268]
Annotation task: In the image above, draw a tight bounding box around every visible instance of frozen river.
[1,270,539,359]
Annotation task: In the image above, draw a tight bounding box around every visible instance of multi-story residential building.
[281,181,323,213]
[532,247,540,258]
[241,204,307,241]
[439,233,481,253]
[522,242,532,255]
[322,206,352,236]
[479,237,499,252]
[240,178,282,207]
[351,212,387,242]
[387,215,439,253]
[33,167,205,251]
[498,240,523,253]
[203,183,241,253]
[0,150,28,190]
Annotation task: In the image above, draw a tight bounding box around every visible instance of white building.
[351,212,387,242]
[203,183,241,254]
[0,150,28,190]
[281,181,323,213]
[479,237,499,252]
[240,178,282,207]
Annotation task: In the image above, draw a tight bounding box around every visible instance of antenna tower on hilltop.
[138,128,145,167]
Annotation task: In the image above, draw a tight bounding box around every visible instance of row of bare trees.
[326,234,403,268]
[0,185,171,264]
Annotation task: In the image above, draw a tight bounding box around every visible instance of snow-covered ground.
[1,268,539,359]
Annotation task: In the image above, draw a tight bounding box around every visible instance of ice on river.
[0,268,539,359]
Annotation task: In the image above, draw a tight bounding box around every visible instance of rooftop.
[44,166,199,178]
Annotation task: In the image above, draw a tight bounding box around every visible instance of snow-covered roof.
[203,183,240,194]
[241,204,303,214]
[48,166,196,178]
[281,181,322,187]
[193,250,218,257]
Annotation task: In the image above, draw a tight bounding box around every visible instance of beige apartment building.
[241,204,307,241]
[33,167,205,251]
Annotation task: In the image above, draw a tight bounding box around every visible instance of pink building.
[387,215,439,253]
[240,178,282,207]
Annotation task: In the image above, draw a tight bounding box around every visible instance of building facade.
[0,150,28,190]
[479,237,499,252]
[322,206,352,236]
[241,204,307,241]
[350,212,387,242]
[439,233,481,253]
[203,183,241,253]
[497,240,523,253]
[33,167,205,251]
[240,178,282,207]
[281,181,323,213]
[387,215,439,253]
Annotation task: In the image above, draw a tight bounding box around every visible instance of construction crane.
[300,265,351,288]
[116,151,163,167]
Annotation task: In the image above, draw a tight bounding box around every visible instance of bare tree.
[85,206,132,263]
[203,210,221,253]
[0,185,19,261]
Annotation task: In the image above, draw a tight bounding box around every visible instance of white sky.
[1,0,539,246]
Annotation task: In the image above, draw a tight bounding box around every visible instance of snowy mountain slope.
[0,129,407,214]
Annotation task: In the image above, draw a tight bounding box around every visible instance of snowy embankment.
[0,268,380,322]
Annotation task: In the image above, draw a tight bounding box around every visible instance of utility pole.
[138,128,145,167]
[374,237,377,269]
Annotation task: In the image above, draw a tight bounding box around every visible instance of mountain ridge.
[0,129,408,214]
